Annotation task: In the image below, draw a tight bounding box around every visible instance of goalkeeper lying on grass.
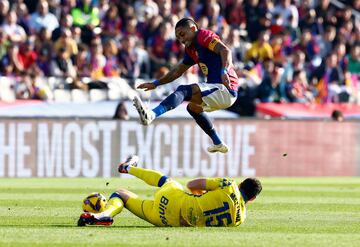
[78,155,262,227]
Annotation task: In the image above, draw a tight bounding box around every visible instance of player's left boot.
[133,95,155,125]
[118,155,139,173]
[207,143,229,153]
[77,213,113,226]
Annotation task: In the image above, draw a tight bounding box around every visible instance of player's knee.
[176,84,193,100]
[187,103,203,115]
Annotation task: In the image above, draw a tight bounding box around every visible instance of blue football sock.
[187,106,222,145]
[152,105,166,117]
[153,85,192,117]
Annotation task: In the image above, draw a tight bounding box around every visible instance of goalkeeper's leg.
[118,155,170,187]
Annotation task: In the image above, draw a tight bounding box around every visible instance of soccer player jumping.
[133,17,240,153]
[78,155,262,227]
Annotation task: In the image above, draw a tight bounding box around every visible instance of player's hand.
[221,73,230,88]
[137,82,156,91]
[190,189,206,195]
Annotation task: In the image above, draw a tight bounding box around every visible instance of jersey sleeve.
[197,29,221,51]
[205,178,234,191]
[182,51,196,66]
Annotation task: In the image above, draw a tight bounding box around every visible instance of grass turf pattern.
[1,177,360,247]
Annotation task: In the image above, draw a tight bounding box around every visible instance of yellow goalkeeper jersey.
[180,178,246,227]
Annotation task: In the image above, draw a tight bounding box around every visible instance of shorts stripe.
[158,176,169,187]
[201,87,219,97]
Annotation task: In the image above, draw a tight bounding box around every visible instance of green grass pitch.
[1,177,360,247]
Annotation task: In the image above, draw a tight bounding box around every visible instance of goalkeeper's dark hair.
[175,17,199,30]
[240,178,262,200]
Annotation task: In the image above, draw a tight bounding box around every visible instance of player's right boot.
[118,155,139,173]
[77,213,113,226]
[207,143,229,153]
[133,95,155,125]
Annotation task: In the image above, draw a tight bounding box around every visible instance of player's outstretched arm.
[187,178,207,195]
[137,63,191,91]
[213,41,232,87]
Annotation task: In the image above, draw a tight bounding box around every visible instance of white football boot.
[207,143,229,153]
[133,95,156,125]
[118,155,139,173]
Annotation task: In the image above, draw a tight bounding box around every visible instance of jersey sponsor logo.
[159,196,169,226]
[230,193,241,223]
[198,63,208,76]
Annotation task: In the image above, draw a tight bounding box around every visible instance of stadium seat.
[0,77,16,102]
[53,89,72,102]
[71,89,89,103]
[89,89,108,102]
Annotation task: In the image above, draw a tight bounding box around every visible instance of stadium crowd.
[0,0,359,115]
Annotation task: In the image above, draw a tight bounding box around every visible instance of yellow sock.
[128,167,166,187]
[100,193,124,218]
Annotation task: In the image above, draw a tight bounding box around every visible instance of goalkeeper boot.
[207,143,229,153]
[77,213,113,226]
[133,95,155,125]
[118,155,139,173]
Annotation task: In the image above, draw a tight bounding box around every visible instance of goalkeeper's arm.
[187,178,223,195]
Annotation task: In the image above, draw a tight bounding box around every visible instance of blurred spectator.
[134,0,159,22]
[157,0,172,19]
[17,38,38,74]
[29,0,59,34]
[244,0,263,41]
[225,0,246,30]
[270,33,286,64]
[245,30,273,63]
[113,101,129,120]
[272,0,299,29]
[256,58,283,102]
[203,1,227,35]
[293,29,321,64]
[0,28,9,60]
[100,3,122,41]
[331,109,344,122]
[313,53,348,103]
[319,25,337,58]
[123,16,143,40]
[71,0,100,44]
[98,0,110,20]
[172,0,189,19]
[34,27,53,62]
[89,38,106,80]
[14,73,52,100]
[74,43,91,78]
[315,0,336,28]
[103,39,120,77]
[36,49,52,76]
[226,28,247,67]
[347,44,360,75]
[285,70,313,103]
[146,21,178,74]
[15,2,31,35]
[1,10,27,44]
[53,28,78,59]
[0,0,9,25]
[0,43,16,76]
[50,47,76,79]
[118,35,140,82]
[51,14,74,41]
